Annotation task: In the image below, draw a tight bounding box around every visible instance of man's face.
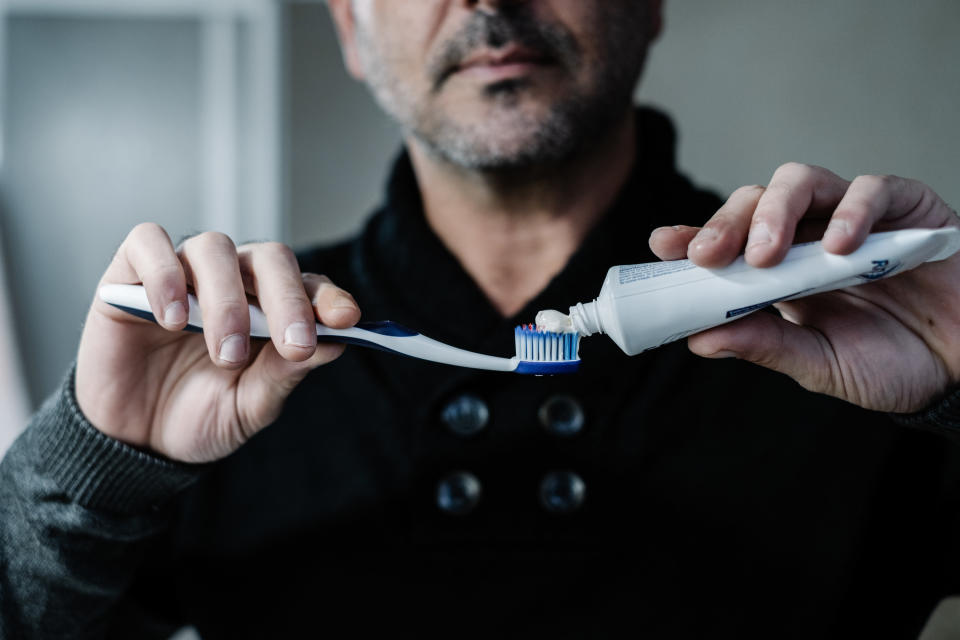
[331,0,661,171]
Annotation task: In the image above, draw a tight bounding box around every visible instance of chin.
[458,114,577,170]
[413,86,590,170]
[431,130,577,172]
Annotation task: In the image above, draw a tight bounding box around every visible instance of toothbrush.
[98,284,580,374]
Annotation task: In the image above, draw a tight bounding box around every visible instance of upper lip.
[455,45,551,71]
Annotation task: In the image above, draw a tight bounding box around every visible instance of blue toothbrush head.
[513,324,581,374]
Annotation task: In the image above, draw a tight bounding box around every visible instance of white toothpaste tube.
[542,227,960,356]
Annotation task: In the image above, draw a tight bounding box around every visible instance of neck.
[408,108,636,317]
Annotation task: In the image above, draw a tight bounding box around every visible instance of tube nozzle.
[569,301,602,337]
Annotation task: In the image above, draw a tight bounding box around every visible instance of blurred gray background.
[1,0,958,412]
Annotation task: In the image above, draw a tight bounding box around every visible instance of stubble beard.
[356,4,649,172]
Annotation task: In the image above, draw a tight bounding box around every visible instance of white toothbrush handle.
[98,284,517,371]
[249,303,517,370]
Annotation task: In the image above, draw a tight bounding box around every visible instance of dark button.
[539,471,586,514]
[436,471,482,515]
[538,395,585,437]
[440,393,490,437]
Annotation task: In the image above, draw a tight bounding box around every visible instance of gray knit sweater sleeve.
[891,387,960,443]
[0,369,205,639]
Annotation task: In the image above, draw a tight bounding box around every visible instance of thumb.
[687,310,838,396]
[235,340,346,437]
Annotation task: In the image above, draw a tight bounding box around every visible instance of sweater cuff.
[889,386,960,442]
[25,367,207,514]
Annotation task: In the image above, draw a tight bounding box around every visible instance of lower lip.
[454,61,548,83]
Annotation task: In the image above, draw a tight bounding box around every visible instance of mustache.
[428,8,581,90]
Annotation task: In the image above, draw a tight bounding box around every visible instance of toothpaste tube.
[542,228,960,356]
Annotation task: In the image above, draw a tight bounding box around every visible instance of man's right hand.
[75,223,360,463]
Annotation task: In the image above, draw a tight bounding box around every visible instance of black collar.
[352,107,720,357]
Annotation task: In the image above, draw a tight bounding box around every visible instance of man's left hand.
[649,162,960,413]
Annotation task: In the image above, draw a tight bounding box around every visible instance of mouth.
[447,45,555,84]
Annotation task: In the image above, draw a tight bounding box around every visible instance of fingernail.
[284,322,313,348]
[747,222,772,248]
[164,301,186,326]
[219,334,247,363]
[332,295,357,310]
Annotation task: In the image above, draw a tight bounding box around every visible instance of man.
[3,0,960,637]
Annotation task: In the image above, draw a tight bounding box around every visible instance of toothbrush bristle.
[514,324,580,374]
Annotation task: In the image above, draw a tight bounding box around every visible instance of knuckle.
[733,184,765,197]
[207,231,237,248]
[125,222,169,249]
[773,162,825,185]
[853,174,892,190]
[192,231,236,252]
[241,240,295,261]
[763,179,795,198]
[238,242,298,277]
[261,241,295,258]
[149,262,185,283]
[775,161,809,177]
[129,221,165,239]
